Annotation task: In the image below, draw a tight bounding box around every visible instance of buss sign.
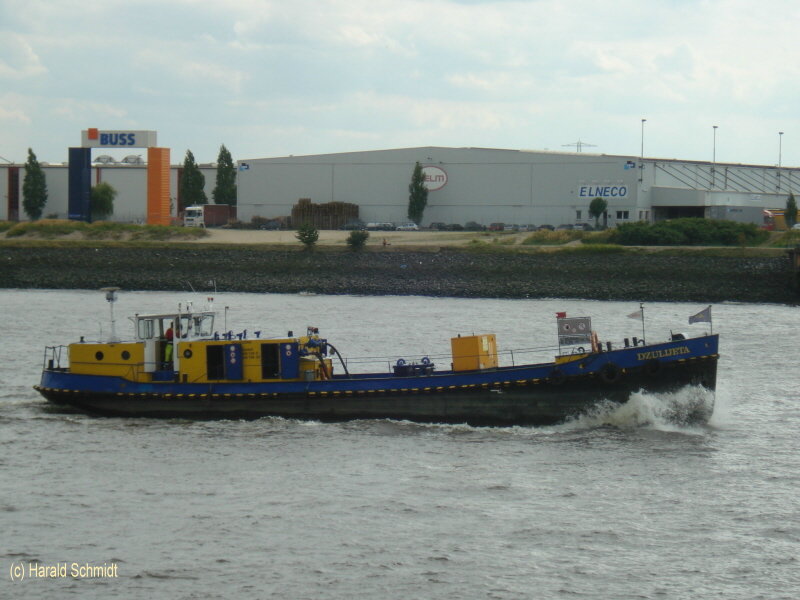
[81,129,158,148]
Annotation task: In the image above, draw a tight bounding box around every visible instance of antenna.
[562,140,597,153]
[100,287,121,342]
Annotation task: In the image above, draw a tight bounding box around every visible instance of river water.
[1,290,798,599]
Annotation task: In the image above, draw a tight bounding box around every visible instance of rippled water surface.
[2,290,799,599]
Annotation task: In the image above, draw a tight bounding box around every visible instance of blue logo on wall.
[99,133,136,146]
[579,185,629,198]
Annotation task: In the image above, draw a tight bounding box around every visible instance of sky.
[1,0,798,167]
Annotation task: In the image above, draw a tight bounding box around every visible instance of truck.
[183,204,236,227]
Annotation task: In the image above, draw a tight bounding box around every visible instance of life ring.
[548,368,566,385]
[600,363,621,384]
[645,359,661,375]
[421,356,431,365]
[396,358,406,367]
[574,346,585,354]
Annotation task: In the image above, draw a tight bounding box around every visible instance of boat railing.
[43,345,68,370]
[341,345,560,373]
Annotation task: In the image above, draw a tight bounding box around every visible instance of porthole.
[95,351,104,361]
[121,350,131,360]
[183,349,193,359]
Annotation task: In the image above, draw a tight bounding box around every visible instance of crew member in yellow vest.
[164,324,174,365]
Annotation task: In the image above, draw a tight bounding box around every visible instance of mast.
[100,287,121,342]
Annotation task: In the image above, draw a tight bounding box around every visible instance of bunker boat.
[35,292,718,426]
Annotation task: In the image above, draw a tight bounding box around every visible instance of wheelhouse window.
[137,319,155,339]
[194,314,214,338]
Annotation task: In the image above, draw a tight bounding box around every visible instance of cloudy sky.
[1,0,798,167]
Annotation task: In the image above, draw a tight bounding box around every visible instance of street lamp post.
[641,118,646,158]
[712,125,718,188]
[779,131,784,167]
[640,118,646,182]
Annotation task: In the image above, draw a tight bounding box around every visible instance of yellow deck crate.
[451,334,498,371]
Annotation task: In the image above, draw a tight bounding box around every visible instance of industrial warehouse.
[2,138,798,228]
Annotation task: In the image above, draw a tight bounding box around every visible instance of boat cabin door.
[135,316,177,372]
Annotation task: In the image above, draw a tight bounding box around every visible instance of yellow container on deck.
[451,334,498,371]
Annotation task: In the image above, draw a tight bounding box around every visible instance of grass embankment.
[0,219,208,241]
[0,218,793,262]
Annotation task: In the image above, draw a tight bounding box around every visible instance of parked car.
[340,219,366,230]
[259,220,282,230]
[792,223,800,230]
[396,222,420,231]
[537,224,555,231]
[556,224,574,230]
[366,222,396,231]
[488,222,505,231]
[574,223,594,231]
[445,223,464,231]
[429,222,446,230]
[464,221,486,231]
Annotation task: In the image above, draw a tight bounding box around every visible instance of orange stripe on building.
[147,147,171,225]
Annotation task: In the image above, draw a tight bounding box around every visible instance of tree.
[22,148,48,220]
[180,150,207,207]
[295,222,319,250]
[91,182,117,221]
[212,144,237,206]
[346,229,369,251]
[589,196,608,230]
[407,162,428,225]
[785,193,798,229]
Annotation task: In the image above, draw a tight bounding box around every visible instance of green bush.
[130,225,208,240]
[346,229,369,250]
[580,229,616,245]
[561,244,628,254]
[6,220,87,238]
[766,229,800,247]
[84,221,130,239]
[295,222,319,250]
[608,218,768,246]
[521,230,584,245]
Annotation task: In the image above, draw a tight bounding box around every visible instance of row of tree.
[179,145,237,208]
[19,145,238,221]
[18,151,800,228]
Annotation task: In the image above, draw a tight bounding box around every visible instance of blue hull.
[36,335,718,426]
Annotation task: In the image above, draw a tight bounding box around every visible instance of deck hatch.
[205,344,244,380]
